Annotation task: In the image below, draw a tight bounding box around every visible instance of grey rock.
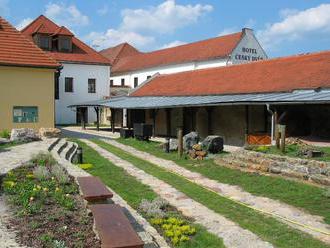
[0,138,10,145]
[169,138,178,151]
[201,135,224,154]
[183,132,199,151]
[10,128,40,142]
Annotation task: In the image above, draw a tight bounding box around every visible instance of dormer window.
[58,36,72,52]
[39,35,51,50]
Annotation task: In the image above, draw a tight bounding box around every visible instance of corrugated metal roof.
[68,89,330,109]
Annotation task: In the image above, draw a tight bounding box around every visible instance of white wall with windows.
[55,63,110,124]
[110,58,229,89]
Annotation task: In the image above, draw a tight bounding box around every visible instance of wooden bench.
[77,176,113,203]
[90,204,144,248]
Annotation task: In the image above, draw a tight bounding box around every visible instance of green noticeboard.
[13,106,38,123]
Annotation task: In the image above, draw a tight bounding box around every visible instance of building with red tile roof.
[21,15,111,125]
[0,17,59,68]
[0,17,59,130]
[102,28,267,90]
[131,50,330,97]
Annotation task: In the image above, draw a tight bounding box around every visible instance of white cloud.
[257,4,330,49]
[160,40,187,49]
[218,27,237,36]
[45,3,89,27]
[0,0,9,16]
[15,18,33,31]
[121,0,213,33]
[86,30,155,50]
[97,5,109,16]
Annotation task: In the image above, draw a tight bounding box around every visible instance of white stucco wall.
[55,63,110,124]
[110,58,228,88]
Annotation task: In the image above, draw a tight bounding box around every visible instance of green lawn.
[116,138,330,225]
[94,139,329,248]
[250,144,330,162]
[72,139,225,248]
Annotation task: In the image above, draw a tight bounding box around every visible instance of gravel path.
[82,139,273,248]
[101,138,330,244]
[50,142,169,248]
[0,139,56,176]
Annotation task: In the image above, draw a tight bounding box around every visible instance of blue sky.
[1,0,330,57]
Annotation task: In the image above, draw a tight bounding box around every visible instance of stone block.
[201,135,224,154]
[10,128,40,142]
[183,132,199,151]
[39,127,61,138]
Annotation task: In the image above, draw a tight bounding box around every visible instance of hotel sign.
[234,47,264,62]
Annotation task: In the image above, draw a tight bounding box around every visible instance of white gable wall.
[55,63,110,124]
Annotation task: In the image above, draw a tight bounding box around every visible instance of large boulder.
[183,132,199,151]
[10,128,40,142]
[201,135,224,154]
[39,127,61,138]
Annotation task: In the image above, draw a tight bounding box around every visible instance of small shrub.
[150,217,196,246]
[50,164,70,185]
[0,129,10,139]
[139,197,169,218]
[31,152,57,167]
[33,166,51,181]
[255,145,270,153]
[53,239,67,248]
[78,164,93,170]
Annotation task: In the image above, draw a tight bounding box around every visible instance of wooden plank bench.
[77,176,113,203]
[90,204,144,248]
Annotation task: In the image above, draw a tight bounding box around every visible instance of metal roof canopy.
[68,89,330,109]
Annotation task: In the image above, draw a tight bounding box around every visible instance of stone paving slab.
[0,139,56,176]
[50,142,169,248]
[101,138,330,244]
[82,139,273,248]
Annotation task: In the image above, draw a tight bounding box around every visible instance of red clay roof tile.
[21,15,110,65]
[0,17,60,68]
[100,43,141,65]
[104,32,243,74]
[131,50,330,97]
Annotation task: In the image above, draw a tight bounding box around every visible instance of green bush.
[50,164,70,185]
[31,152,57,167]
[0,129,10,139]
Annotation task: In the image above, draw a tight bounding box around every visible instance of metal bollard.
[77,146,83,164]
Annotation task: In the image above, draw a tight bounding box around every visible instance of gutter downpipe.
[266,104,276,145]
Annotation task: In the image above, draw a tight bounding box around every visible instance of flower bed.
[1,152,100,248]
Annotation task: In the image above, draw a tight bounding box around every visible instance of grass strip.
[117,138,330,225]
[94,138,329,248]
[72,139,225,248]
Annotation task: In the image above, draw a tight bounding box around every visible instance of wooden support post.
[152,109,157,137]
[274,111,280,148]
[166,108,171,137]
[279,125,286,153]
[110,108,115,133]
[206,107,213,135]
[245,105,249,144]
[177,127,183,158]
[80,108,86,130]
[94,107,100,131]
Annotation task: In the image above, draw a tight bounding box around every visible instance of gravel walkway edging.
[102,138,330,244]
[50,142,169,248]
[83,139,273,248]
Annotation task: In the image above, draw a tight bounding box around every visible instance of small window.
[65,77,73,92]
[13,106,38,123]
[110,79,114,86]
[59,36,72,52]
[40,35,50,50]
[147,75,152,80]
[134,77,138,88]
[88,79,96,93]
[121,78,125,86]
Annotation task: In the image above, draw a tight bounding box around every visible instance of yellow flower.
[4,181,16,188]
[26,173,34,179]
[43,187,49,192]
[36,185,42,190]
[55,187,60,192]
[29,197,34,202]
[65,194,70,197]
[51,177,55,180]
